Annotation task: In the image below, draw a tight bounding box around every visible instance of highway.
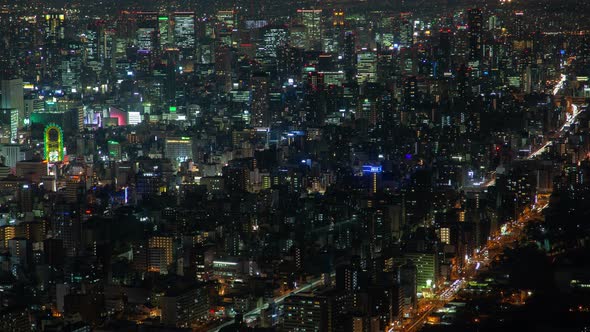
[397,204,541,332]
[528,74,582,159]
[529,102,581,159]
[205,276,327,332]
[401,132,555,332]
[479,74,583,189]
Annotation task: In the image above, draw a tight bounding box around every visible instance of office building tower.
[405,252,437,295]
[0,144,24,168]
[43,13,66,43]
[283,293,328,332]
[173,12,196,53]
[216,10,237,30]
[467,8,483,62]
[107,140,121,160]
[297,9,322,51]
[356,51,378,83]
[251,73,270,127]
[398,260,417,315]
[148,236,174,272]
[0,108,18,142]
[136,12,158,51]
[404,76,418,112]
[8,237,31,268]
[398,20,413,48]
[259,26,288,59]
[158,16,172,48]
[160,283,210,327]
[514,11,525,40]
[0,78,23,128]
[454,25,469,65]
[165,137,193,164]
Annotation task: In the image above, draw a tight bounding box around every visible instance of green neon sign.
[44,123,64,163]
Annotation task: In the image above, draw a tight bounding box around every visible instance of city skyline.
[0,0,588,331]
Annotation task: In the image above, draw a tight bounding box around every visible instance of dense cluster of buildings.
[0,0,589,331]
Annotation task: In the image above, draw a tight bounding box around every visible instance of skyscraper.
[297,9,322,51]
[0,78,23,128]
[158,16,171,49]
[251,72,270,127]
[173,12,196,53]
[467,8,483,63]
[136,12,158,51]
[259,26,288,59]
[356,50,378,83]
[514,11,525,40]
[43,13,66,44]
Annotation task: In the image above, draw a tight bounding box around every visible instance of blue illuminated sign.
[363,165,382,173]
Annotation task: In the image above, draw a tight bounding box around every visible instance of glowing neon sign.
[44,123,64,162]
[363,165,382,173]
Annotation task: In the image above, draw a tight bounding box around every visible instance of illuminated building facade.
[158,16,171,48]
[297,9,322,50]
[44,13,65,43]
[165,137,193,164]
[136,12,158,51]
[1,78,24,128]
[173,12,196,52]
[44,124,64,163]
[0,108,18,143]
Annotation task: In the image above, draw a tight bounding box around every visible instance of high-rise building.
[251,73,270,127]
[0,307,31,331]
[8,237,31,268]
[160,283,210,327]
[467,8,483,62]
[259,26,288,59]
[158,16,172,48]
[148,236,174,272]
[0,144,24,168]
[51,204,81,257]
[107,140,121,160]
[0,78,23,128]
[216,10,237,30]
[136,12,158,51]
[404,76,418,112]
[438,28,452,74]
[514,11,525,40]
[43,13,66,43]
[297,9,322,51]
[398,20,413,48]
[454,25,469,65]
[405,252,437,295]
[336,263,363,292]
[0,108,18,143]
[356,51,378,83]
[398,260,417,315]
[173,12,196,52]
[165,137,193,164]
[283,293,328,332]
